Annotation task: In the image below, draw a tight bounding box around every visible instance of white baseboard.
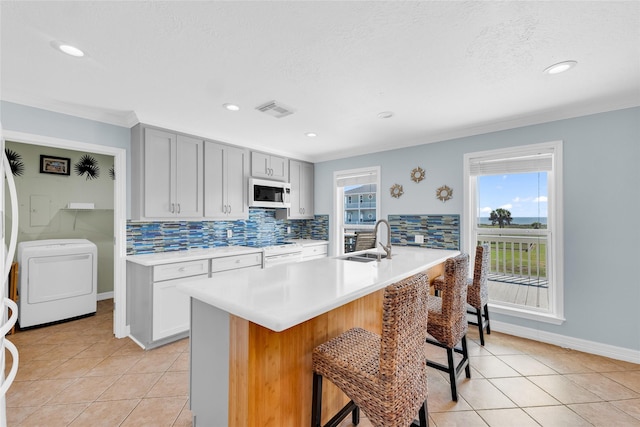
[491,320,640,364]
[97,291,114,301]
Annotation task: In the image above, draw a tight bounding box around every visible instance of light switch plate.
[227,229,233,239]
[414,234,424,244]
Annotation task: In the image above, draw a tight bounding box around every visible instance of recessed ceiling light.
[305,132,317,138]
[377,111,394,119]
[51,41,85,57]
[223,103,240,111]
[544,60,577,75]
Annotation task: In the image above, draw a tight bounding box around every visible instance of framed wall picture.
[40,155,71,176]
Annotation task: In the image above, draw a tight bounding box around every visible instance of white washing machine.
[18,239,97,328]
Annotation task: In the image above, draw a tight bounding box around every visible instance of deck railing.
[476,229,549,285]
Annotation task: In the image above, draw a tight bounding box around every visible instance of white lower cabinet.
[152,276,200,341]
[127,251,263,349]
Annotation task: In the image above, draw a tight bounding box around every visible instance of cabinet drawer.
[302,245,328,259]
[153,259,209,282]
[211,252,263,273]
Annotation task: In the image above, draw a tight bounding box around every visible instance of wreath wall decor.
[390,183,404,198]
[410,166,425,183]
[5,148,25,176]
[74,154,100,180]
[436,185,453,202]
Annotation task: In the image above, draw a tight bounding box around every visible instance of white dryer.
[18,239,97,328]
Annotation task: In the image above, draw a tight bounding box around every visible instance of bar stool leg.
[476,307,485,345]
[312,372,323,427]
[446,348,458,401]
[484,304,491,334]
[462,336,471,378]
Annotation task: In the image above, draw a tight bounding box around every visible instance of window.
[333,167,380,255]
[464,141,564,324]
[344,184,377,225]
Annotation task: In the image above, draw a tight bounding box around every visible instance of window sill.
[489,303,565,325]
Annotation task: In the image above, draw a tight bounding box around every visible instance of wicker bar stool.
[311,273,430,427]
[426,253,470,401]
[433,245,491,345]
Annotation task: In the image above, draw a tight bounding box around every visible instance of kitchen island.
[177,246,458,426]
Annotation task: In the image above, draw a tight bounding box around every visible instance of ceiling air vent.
[255,100,295,119]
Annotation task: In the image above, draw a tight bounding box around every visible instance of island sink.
[340,252,388,263]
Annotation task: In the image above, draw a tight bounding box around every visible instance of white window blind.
[469,152,553,176]
[336,171,378,187]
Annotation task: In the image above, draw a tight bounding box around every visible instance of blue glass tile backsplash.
[127,208,329,255]
[389,214,460,250]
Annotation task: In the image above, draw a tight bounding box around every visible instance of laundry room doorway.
[3,130,127,338]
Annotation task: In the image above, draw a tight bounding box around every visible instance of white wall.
[1,101,131,216]
[315,107,640,354]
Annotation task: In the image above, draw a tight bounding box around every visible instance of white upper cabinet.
[277,159,314,220]
[251,151,288,181]
[204,141,249,220]
[132,125,204,220]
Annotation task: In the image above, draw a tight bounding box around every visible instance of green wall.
[5,141,115,294]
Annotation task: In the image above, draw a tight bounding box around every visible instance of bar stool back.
[311,272,430,427]
[426,253,470,401]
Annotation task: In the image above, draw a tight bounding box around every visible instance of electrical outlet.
[414,234,424,244]
[227,229,233,239]
[287,226,291,234]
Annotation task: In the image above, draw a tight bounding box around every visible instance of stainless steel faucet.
[374,219,392,259]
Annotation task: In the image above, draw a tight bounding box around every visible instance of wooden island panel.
[228,262,443,426]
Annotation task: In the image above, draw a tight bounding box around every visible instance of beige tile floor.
[4,299,640,426]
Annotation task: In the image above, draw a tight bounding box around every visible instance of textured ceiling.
[1,1,639,162]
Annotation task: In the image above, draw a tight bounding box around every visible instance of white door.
[1,129,20,427]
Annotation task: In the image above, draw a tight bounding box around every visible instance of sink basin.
[357,252,387,259]
[340,252,387,263]
[343,256,376,263]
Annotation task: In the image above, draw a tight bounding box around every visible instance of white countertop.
[177,246,458,332]
[126,246,263,266]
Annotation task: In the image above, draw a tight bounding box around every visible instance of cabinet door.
[143,128,175,218]
[225,145,249,219]
[300,161,314,218]
[152,277,198,341]
[269,155,288,181]
[175,135,204,218]
[288,160,314,219]
[288,160,303,218]
[251,152,288,181]
[251,151,271,178]
[203,141,226,218]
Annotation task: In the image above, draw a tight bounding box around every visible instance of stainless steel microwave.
[248,178,291,208]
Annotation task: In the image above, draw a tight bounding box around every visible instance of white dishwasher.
[262,243,302,268]
[18,239,97,328]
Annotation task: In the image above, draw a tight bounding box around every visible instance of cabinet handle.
[171,203,175,213]
[178,267,186,272]
[177,204,181,214]
[223,205,227,214]
[228,205,232,214]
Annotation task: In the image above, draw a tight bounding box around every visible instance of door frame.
[3,130,128,338]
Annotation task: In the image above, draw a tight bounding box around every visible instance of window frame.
[332,166,381,256]
[463,141,565,325]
